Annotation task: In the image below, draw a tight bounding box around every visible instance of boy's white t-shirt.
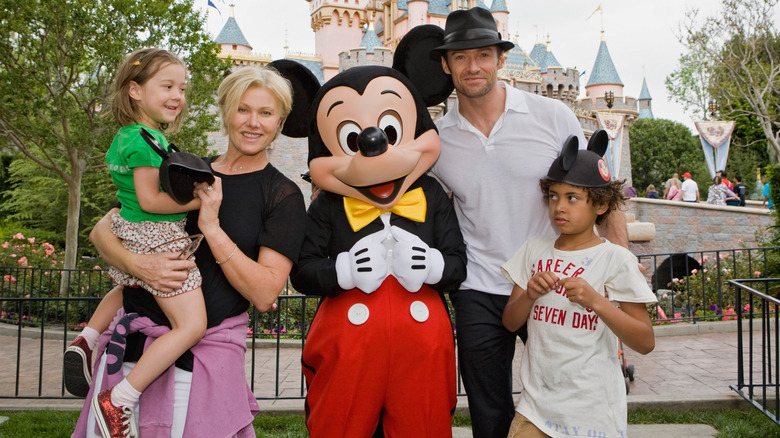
[502,236,657,438]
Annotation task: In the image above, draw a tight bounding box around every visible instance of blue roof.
[397,0,407,10]
[505,45,537,73]
[215,17,252,50]
[490,0,509,12]
[476,0,489,9]
[586,39,623,86]
[528,42,546,66]
[428,0,450,15]
[528,42,561,74]
[638,108,655,119]
[360,27,383,54]
[376,20,384,35]
[639,77,652,100]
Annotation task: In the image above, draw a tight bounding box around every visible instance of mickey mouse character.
[276,26,466,437]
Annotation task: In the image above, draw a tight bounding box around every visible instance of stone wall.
[626,197,774,256]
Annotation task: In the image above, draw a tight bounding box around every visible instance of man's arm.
[596,208,628,249]
[90,208,194,294]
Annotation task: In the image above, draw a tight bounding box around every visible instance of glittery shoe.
[92,388,138,438]
[63,336,92,397]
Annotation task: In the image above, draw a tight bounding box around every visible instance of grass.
[0,409,778,437]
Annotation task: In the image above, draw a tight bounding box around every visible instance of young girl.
[67,48,208,438]
[501,136,657,438]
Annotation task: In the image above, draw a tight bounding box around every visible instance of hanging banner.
[596,112,625,179]
[695,121,736,179]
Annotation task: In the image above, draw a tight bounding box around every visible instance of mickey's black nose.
[357,126,388,157]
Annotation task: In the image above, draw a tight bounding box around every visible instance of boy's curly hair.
[539,178,627,225]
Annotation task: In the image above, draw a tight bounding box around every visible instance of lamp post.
[708,99,718,120]
[604,91,615,109]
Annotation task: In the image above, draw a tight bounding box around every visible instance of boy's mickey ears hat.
[546,129,612,188]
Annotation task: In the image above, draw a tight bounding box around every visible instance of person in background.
[681,172,700,203]
[728,175,746,207]
[645,184,659,199]
[707,176,738,206]
[666,179,682,201]
[763,176,772,209]
[663,172,681,199]
[718,170,733,191]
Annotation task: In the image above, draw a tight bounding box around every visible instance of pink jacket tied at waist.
[72,309,258,438]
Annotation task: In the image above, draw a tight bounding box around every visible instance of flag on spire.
[208,0,222,18]
[587,4,602,21]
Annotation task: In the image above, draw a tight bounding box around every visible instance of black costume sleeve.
[424,176,467,292]
[290,192,343,297]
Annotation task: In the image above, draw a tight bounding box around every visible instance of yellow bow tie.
[343,187,427,232]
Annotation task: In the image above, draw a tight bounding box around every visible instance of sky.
[194,0,772,134]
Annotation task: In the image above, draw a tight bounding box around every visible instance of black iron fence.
[729,278,780,426]
[1,245,780,401]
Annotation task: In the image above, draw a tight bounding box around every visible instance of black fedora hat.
[430,8,514,60]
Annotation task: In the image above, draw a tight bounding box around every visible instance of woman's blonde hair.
[217,66,293,141]
[110,48,188,134]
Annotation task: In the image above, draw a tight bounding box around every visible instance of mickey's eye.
[337,121,361,155]
[378,111,402,147]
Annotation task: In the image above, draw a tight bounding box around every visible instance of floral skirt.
[109,214,202,298]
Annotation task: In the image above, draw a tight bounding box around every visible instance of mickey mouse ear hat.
[139,128,215,204]
[546,129,612,188]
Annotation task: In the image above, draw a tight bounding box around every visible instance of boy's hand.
[559,277,600,308]
[526,271,560,300]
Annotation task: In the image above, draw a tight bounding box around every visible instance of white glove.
[390,225,445,292]
[335,231,388,294]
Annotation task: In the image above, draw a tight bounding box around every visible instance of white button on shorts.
[410,301,429,323]
[348,303,370,325]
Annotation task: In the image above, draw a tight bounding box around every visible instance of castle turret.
[638,77,655,119]
[309,0,367,81]
[214,4,271,67]
[584,33,624,104]
[215,4,252,53]
[490,0,509,42]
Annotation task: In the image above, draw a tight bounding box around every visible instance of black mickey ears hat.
[546,129,611,188]
[430,7,515,60]
[139,128,215,204]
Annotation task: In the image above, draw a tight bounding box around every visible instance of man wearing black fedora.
[429,7,628,437]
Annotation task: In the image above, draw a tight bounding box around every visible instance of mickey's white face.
[309,75,440,208]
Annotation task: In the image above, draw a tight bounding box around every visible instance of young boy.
[501,134,657,438]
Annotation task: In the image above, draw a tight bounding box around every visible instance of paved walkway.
[0,321,758,437]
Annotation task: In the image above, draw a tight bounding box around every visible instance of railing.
[637,246,780,324]
[729,278,780,426]
[1,245,779,401]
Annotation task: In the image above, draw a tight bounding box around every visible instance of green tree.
[630,118,708,194]
[677,0,780,161]
[0,0,230,276]
[665,45,714,122]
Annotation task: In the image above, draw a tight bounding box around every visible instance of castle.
[211,0,656,190]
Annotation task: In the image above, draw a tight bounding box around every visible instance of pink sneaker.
[63,336,92,397]
[92,387,138,438]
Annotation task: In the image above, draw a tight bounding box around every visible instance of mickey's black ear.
[587,129,609,157]
[268,59,320,138]
[560,135,579,171]
[392,25,454,107]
